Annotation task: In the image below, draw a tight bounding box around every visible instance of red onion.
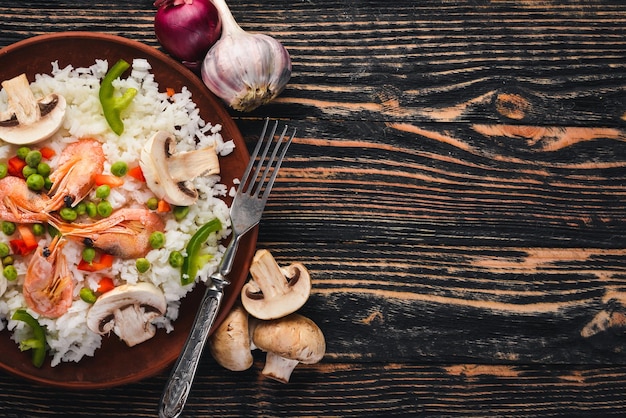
[154,0,221,71]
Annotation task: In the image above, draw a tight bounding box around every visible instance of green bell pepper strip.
[181,218,222,285]
[12,309,46,368]
[98,59,138,135]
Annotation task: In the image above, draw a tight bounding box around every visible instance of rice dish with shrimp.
[0,59,234,366]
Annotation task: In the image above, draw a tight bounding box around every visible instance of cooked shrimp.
[46,138,105,211]
[23,235,73,318]
[58,208,165,259]
[0,176,51,223]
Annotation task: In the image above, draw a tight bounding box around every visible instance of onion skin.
[200,0,292,112]
[154,0,221,70]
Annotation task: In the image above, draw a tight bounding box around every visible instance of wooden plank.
[1,362,626,416]
[230,115,626,364]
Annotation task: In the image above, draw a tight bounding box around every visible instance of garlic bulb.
[201,0,291,112]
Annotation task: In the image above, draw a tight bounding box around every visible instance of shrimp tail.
[53,214,137,238]
[46,155,91,211]
[1,195,50,223]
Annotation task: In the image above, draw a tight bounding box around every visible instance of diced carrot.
[127,165,145,182]
[97,277,116,294]
[8,156,27,178]
[17,224,37,248]
[39,147,56,159]
[77,252,115,272]
[98,253,115,268]
[157,199,171,213]
[166,87,176,97]
[94,174,125,188]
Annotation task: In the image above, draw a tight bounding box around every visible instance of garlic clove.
[201,0,292,112]
[202,33,291,112]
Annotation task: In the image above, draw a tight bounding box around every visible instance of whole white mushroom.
[251,313,325,383]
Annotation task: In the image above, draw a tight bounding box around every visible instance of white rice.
[0,59,232,366]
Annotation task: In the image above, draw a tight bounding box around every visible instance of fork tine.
[239,118,295,200]
[239,118,271,194]
[260,125,295,200]
[249,120,279,196]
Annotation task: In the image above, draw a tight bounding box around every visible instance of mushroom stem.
[248,249,292,300]
[167,146,219,182]
[262,353,300,383]
[2,74,40,124]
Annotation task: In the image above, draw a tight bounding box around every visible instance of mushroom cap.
[208,304,254,371]
[252,313,325,364]
[241,249,311,320]
[252,313,326,383]
[86,282,167,347]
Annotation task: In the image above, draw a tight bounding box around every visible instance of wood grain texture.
[2,361,626,416]
[1,0,626,416]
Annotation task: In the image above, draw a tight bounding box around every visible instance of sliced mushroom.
[139,130,220,206]
[0,73,66,145]
[86,282,167,347]
[208,304,255,371]
[252,313,325,383]
[241,249,311,320]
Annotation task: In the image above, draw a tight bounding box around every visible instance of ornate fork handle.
[159,234,240,418]
[159,283,225,418]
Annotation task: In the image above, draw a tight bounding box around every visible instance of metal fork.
[159,118,295,418]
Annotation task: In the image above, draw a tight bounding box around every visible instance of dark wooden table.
[1,0,626,416]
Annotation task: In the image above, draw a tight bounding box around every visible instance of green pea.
[95,184,110,199]
[59,207,78,221]
[82,247,96,263]
[136,258,151,273]
[47,224,60,239]
[96,200,113,217]
[0,242,9,258]
[3,265,17,281]
[111,161,128,177]
[146,197,158,210]
[173,206,190,221]
[37,162,51,177]
[0,163,7,179]
[2,221,16,236]
[26,173,45,191]
[75,202,87,216]
[79,287,97,304]
[2,255,14,266]
[22,165,38,178]
[16,146,30,160]
[44,177,53,190]
[32,224,45,236]
[25,150,42,168]
[85,201,97,218]
[168,251,184,268]
[149,231,165,249]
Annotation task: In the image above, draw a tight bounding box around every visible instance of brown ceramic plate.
[0,32,256,388]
